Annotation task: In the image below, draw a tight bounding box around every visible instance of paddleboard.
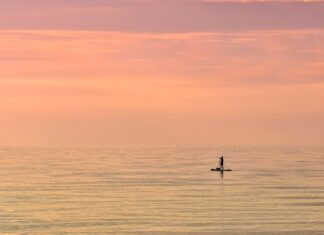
[210,168,232,171]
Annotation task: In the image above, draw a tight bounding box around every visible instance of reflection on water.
[220,170,224,181]
[0,146,323,234]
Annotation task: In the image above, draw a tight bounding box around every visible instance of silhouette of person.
[219,156,224,170]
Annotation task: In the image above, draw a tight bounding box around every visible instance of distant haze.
[0,0,323,146]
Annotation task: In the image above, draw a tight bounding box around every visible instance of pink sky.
[0,1,324,146]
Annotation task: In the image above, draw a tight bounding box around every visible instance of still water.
[0,146,323,234]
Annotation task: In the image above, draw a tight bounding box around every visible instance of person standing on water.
[219,156,224,170]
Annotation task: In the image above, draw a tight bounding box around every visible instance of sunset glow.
[0,1,323,146]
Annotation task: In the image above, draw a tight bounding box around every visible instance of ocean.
[0,146,323,234]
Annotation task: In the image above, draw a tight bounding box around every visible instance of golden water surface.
[0,146,323,234]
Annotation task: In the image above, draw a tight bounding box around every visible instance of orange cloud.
[0,29,324,145]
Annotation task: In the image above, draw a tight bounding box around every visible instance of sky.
[0,0,324,146]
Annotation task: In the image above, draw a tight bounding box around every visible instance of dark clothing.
[219,157,224,169]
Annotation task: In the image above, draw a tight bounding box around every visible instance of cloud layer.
[1,30,324,84]
[0,0,323,31]
[0,1,323,145]
[0,29,324,145]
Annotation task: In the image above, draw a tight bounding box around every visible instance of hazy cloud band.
[0,1,323,32]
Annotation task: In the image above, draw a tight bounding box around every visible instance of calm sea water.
[0,146,323,234]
